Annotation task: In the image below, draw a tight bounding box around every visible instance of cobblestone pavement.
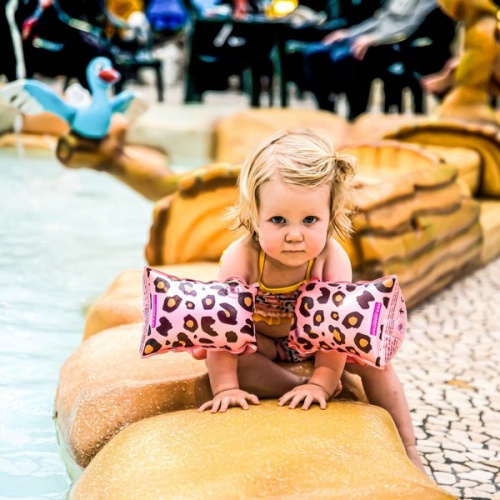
[394,257,500,499]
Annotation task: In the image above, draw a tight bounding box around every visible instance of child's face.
[257,175,330,268]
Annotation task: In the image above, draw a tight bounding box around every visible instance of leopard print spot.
[179,282,196,296]
[202,295,215,310]
[332,327,346,345]
[317,287,330,304]
[332,292,345,307]
[304,324,319,339]
[379,324,384,339]
[201,316,218,336]
[295,337,314,351]
[183,315,198,333]
[313,310,324,326]
[163,295,182,312]
[345,284,356,292]
[199,337,216,345]
[356,291,375,309]
[186,301,195,309]
[238,292,254,312]
[172,332,195,349]
[375,278,395,293]
[331,311,339,320]
[153,278,169,293]
[143,338,162,355]
[157,317,173,336]
[305,282,317,292]
[217,303,238,325]
[225,331,238,343]
[347,346,360,356]
[298,296,314,317]
[240,319,254,336]
[342,311,364,329]
[354,333,373,354]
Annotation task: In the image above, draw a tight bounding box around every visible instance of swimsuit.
[254,250,314,363]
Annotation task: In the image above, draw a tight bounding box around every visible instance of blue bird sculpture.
[0,57,145,139]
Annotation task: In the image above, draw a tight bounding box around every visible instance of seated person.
[303,0,444,119]
[282,0,383,99]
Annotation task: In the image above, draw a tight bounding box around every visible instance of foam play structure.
[433,0,500,124]
[4,4,500,493]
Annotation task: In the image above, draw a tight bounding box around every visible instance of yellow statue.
[435,0,500,124]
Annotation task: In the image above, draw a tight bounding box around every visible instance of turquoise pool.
[0,146,154,498]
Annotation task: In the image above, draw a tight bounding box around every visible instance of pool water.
[0,147,154,499]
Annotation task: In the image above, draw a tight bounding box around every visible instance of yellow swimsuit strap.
[258,249,314,293]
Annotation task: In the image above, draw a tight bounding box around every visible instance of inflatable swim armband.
[289,275,406,368]
[141,267,257,358]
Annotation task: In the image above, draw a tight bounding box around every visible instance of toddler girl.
[199,128,425,473]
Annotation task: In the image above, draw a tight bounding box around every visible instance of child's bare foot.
[405,444,426,474]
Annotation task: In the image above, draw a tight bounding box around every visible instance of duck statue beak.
[98,68,121,84]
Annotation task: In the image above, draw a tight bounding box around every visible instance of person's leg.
[238,337,343,399]
[303,43,337,111]
[345,362,426,474]
[237,352,309,398]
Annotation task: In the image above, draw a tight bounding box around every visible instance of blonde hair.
[228,128,357,240]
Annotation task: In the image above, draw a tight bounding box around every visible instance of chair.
[113,48,165,101]
[183,16,277,107]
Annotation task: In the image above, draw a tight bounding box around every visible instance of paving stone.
[451,464,471,473]
[463,488,491,499]
[459,470,495,482]
[465,462,499,473]
[432,463,453,473]
[443,487,461,498]
[434,472,457,485]
[477,484,498,494]
[428,453,446,463]
[445,450,469,463]
[457,480,480,488]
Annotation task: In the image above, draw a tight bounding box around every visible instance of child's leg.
[345,362,426,474]
[237,352,308,398]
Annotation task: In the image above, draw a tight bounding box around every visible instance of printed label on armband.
[143,272,150,335]
[152,295,157,328]
[370,302,382,336]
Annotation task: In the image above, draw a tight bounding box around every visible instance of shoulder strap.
[258,248,266,284]
[305,259,315,281]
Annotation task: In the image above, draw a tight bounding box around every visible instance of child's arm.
[278,351,346,410]
[199,237,259,413]
[279,238,352,410]
[198,350,259,412]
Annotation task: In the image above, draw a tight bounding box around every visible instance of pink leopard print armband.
[141,267,258,358]
[289,276,406,369]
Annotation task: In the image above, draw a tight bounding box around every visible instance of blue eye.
[304,216,317,224]
[271,216,286,224]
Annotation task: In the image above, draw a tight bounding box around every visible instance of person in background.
[303,0,444,119]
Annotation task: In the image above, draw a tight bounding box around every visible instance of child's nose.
[286,226,303,242]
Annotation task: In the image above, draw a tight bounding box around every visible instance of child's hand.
[199,389,260,413]
[278,383,331,410]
